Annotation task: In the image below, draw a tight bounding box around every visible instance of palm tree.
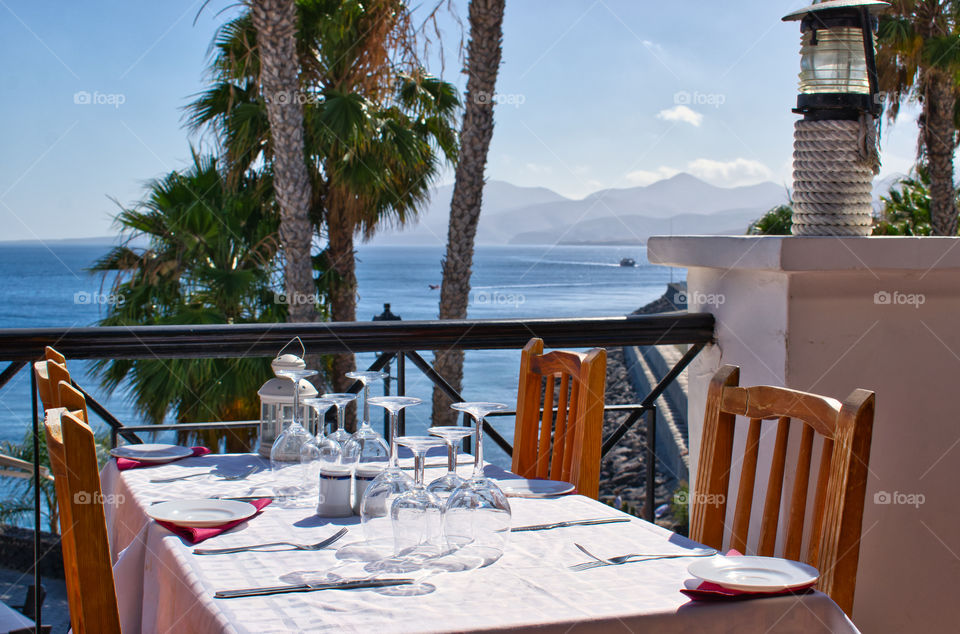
[872,165,958,234]
[92,152,284,449]
[188,0,459,401]
[249,0,316,323]
[432,0,506,426]
[877,1,960,235]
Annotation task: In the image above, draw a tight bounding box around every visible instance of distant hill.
[370,173,789,246]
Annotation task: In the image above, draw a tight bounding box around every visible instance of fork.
[193,527,348,555]
[151,465,261,484]
[569,542,717,571]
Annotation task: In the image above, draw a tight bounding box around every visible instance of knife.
[511,517,631,532]
[150,495,276,505]
[215,578,414,599]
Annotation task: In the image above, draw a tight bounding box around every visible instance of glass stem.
[292,377,301,428]
[414,451,425,486]
[337,407,345,433]
[389,412,399,469]
[446,440,457,475]
[362,384,369,425]
[473,415,484,478]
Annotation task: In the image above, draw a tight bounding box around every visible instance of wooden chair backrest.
[43,407,120,634]
[45,346,65,365]
[512,338,607,499]
[57,381,89,422]
[33,360,70,411]
[692,365,874,615]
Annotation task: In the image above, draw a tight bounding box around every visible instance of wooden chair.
[33,358,70,411]
[512,338,607,499]
[691,365,874,616]
[44,406,121,634]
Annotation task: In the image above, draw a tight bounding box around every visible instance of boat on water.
[619,257,636,267]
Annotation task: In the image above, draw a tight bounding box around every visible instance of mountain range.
[370,173,790,246]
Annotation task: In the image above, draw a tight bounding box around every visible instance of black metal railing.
[2,313,712,508]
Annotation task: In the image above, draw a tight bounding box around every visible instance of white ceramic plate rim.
[499,479,575,498]
[110,444,194,463]
[687,555,819,592]
[147,499,257,528]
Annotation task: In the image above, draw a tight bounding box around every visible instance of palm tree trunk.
[326,184,359,429]
[432,0,505,426]
[922,68,958,236]
[250,0,316,323]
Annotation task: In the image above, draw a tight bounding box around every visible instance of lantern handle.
[277,336,306,361]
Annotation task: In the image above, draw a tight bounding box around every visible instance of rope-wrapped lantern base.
[791,117,879,236]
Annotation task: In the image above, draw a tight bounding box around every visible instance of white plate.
[111,444,194,463]
[147,499,257,528]
[499,479,575,498]
[687,556,819,592]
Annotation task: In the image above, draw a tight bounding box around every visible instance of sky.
[0,0,923,242]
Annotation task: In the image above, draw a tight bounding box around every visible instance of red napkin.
[680,549,816,601]
[115,446,210,471]
[155,498,273,544]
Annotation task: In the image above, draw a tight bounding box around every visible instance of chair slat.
[547,374,570,480]
[808,437,835,567]
[561,374,578,480]
[539,377,556,479]
[512,339,545,478]
[758,416,791,556]
[784,423,815,560]
[730,418,762,553]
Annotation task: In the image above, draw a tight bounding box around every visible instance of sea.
[0,243,680,469]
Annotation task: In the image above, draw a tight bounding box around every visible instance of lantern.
[782,0,888,236]
[257,353,318,458]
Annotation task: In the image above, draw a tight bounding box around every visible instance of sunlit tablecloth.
[101,453,859,634]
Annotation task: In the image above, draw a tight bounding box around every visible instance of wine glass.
[358,396,421,551]
[426,426,475,500]
[343,372,390,512]
[299,398,341,496]
[270,369,318,507]
[391,435,447,558]
[321,393,358,451]
[443,402,512,566]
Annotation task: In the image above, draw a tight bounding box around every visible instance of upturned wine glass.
[321,392,359,456]
[270,369,318,507]
[391,435,447,558]
[443,402,512,566]
[359,396,421,550]
[426,426,475,500]
[343,372,391,512]
[299,398,342,500]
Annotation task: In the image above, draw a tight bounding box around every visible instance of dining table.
[101,450,860,634]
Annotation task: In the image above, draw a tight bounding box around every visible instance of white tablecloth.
[102,453,859,634]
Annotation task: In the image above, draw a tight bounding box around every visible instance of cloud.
[687,158,772,187]
[525,162,552,175]
[656,105,703,127]
[625,166,681,186]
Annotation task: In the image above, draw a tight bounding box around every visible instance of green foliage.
[873,167,939,235]
[747,204,793,235]
[671,482,690,535]
[0,431,57,533]
[92,152,286,429]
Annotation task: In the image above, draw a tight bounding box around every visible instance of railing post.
[398,352,406,436]
[644,405,657,523]
[30,366,42,630]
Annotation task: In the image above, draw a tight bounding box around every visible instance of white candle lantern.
[257,353,318,458]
